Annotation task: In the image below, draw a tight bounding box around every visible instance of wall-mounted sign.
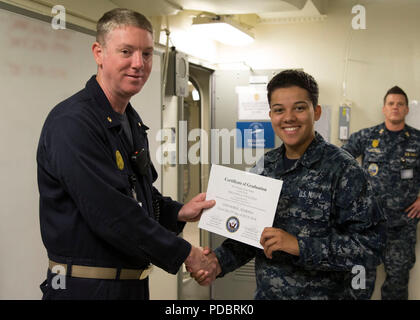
[236,86,270,120]
[236,121,274,149]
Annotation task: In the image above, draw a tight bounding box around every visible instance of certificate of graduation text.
[199,164,283,249]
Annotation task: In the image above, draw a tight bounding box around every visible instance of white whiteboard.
[0,7,162,299]
[315,104,331,142]
[407,100,420,130]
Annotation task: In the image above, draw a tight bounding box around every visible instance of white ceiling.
[109,0,318,17]
[32,0,328,25]
[33,0,416,25]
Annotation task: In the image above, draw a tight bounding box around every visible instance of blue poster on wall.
[236,121,274,148]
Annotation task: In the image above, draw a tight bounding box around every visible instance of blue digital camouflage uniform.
[342,123,420,300]
[214,133,386,300]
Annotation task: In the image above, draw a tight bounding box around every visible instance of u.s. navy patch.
[226,216,240,233]
[368,163,379,176]
[115,150,124,170]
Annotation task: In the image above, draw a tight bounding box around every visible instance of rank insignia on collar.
[115,150,124,170]
[379,129,384,134]
[405,131,410,137]
[372,139,379,148]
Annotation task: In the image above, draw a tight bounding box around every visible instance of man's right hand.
[185,246,207,272]
[188,247,221,286]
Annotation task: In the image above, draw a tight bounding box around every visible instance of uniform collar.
[267,131,325,174]
[125,104,149,131]
[378,122,411,140]
[298,132,325,168]
[85,75,149,131]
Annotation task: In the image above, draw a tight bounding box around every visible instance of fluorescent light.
[192,15,254,46]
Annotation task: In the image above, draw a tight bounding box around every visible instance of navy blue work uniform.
[343,123,420,299]
[215,133,386,299]
[37,76,191,299]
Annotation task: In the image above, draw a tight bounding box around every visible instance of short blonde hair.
[96,8,153,46]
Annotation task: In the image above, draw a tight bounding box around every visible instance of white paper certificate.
[199,164,283,249]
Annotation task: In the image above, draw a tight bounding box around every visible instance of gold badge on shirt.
[371,139,379,148]
[368,163,379,176]
[115,150,124,170]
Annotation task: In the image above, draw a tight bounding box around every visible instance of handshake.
[184,246,222,286]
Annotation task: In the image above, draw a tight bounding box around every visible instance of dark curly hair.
[267,69,319,108]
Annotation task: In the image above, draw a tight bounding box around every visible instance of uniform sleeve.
[214,239,256,277]
[416,144,420,196]
[342,131,364,159]
[152,186,185,234]
[295,164,387,271]
[42,114,190,274]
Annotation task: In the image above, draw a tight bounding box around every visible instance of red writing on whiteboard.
[6,61,68,79]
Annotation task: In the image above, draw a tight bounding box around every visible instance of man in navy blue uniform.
[37,8,216,300]
[342,86,420,299]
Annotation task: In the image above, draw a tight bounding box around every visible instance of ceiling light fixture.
[191,15,255,46]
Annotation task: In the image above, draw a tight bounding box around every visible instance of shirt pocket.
[364,151,386,163]
[276,191,331,238]
[364,151,387,176]
[403,149,418,169]
[388,153,416,172]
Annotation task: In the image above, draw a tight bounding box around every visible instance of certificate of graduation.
[199,164,283,249]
